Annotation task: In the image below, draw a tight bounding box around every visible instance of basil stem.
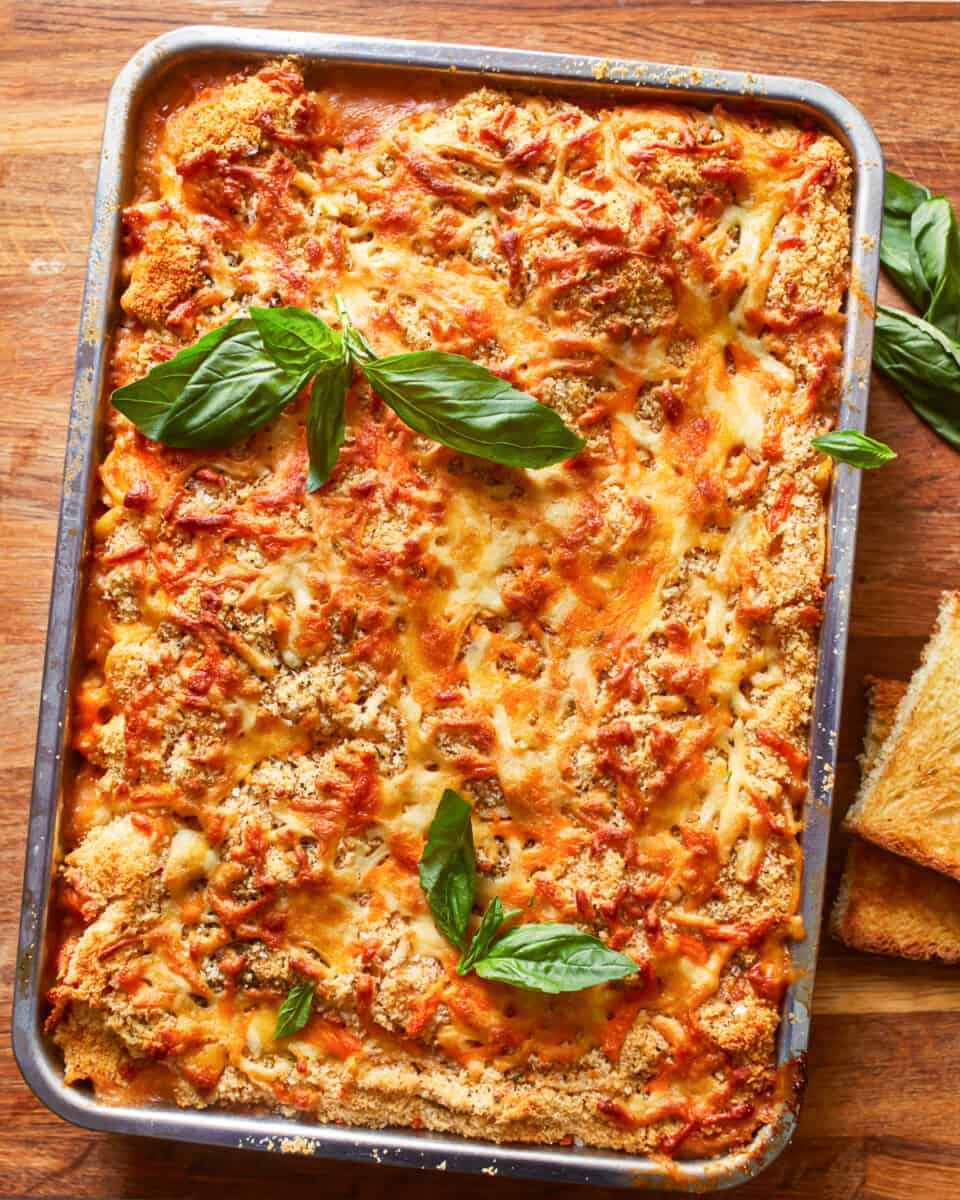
[457,897,521,976]
[335,294,376,364]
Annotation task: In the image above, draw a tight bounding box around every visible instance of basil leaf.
[155,330,308,449]
[880,170,932,311]
[875,306,960,388]
[884,216,930,313]
[457,897,521,976]
[874,306,960,450]
[275,979,315,1039]
[911,197,960,341]
[811,430,896,469]
[884,170,931,217]
[306,358,349,492]
[251,306,343,374]
[111,318,254,437]
[362,351,585,468]
[471,922,639,994]
[336,294,376,364]
[418,789,476,950]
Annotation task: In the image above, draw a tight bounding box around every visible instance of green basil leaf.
[811,430,896,469]
[306,358,349,492]
[362,351,585,469]
[884,169,931,218]
[275,979,315,1039]
[457,897,521,976]
[471,922,639,994]
[250,306,342,374]
[874,306,960,390]
[336,294,376,364]
[911,197,960,341]
[155,330,308,449]
[883,215,930,312]
[880,170,932,311]
[418,789,477,950]
[111,318,254,437]
[874,306,960,450]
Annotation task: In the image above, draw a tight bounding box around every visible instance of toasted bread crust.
[844,593,960,881]
[831,838,960,963]
[858,676,908,770]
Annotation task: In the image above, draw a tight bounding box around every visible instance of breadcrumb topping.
[51,59,850,1158]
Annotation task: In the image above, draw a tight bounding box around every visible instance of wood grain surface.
[1,2,959,1197]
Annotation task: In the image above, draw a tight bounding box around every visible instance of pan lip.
[12,24,883,1190]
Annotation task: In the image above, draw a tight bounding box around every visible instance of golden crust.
[51,60,852,1157]
[61,814,162,920]
[120,219,201,327]
[165,68,304,163]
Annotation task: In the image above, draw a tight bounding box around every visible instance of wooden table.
[1,2,959,1196]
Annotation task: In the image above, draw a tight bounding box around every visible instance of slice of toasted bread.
[832,675,960,962]
[832,836,960,962]
[844,591,960,881]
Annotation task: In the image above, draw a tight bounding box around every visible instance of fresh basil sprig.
[111,300,583,489]
[418,790,638,993]
[275,979,315,1039]
[811,429,896,469]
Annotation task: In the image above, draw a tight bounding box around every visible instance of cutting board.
[1,2,958,1196]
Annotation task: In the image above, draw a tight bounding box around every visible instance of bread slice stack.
[832,592,960,963]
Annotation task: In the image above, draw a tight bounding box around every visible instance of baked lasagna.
[48,58,851,1157]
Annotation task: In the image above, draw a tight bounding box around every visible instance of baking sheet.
[12,25,883,1191]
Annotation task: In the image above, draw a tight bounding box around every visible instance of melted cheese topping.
[48,60,850,1158]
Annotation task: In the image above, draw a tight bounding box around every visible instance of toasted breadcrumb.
[120,219,202,327]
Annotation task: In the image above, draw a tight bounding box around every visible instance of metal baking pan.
[13,24,883,1191]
